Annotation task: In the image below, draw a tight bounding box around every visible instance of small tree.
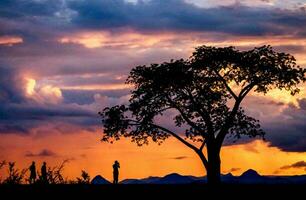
[99,45,305,184]
[47,160,69,184]
[0,160,6,183]
[3,162,27,184]
[75,170,90,184]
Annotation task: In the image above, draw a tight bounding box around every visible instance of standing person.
[113,160,120,184]
[41,162,48,184]
[29,161,36,184]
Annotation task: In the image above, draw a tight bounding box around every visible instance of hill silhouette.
[91,175,111,184]
[90,169,306,184]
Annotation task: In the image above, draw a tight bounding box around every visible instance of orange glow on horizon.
[1,131,306,182]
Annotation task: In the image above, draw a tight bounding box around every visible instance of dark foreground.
[1,184,306,199]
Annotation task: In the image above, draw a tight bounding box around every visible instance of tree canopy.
[99,45,305,184]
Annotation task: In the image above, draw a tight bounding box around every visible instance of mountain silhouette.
[110,169,306,184]
[91,175,111,184]
[238,169,267,184]
[120,176,161,184]
[154,173,196,184]
[241,169,261,178]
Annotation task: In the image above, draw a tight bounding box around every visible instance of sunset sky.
[1,0,306,182]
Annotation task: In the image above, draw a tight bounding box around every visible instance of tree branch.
[184,89,213,137]
[197,150,208,170]
[200,138,207,151]
[127,119,200,153]
[165,95,203,133]
[215,82,257,148]
[127,119,209,169]
[213,69,238,100]
[239,82,256,99]
[215,97,242,149]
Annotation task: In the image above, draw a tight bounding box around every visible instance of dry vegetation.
[0,160,90,184]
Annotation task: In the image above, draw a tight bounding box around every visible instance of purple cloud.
[25,149,57,157]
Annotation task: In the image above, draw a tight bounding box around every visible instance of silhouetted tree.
[0,160,6,183]
[3,162,27,184]
[47,160,69,184]
[75,170,90,184]
[99,45,306,184]
[0,160,5,169]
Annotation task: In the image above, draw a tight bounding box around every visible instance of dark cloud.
[0,124,30,134]
[0,66,100,135]
[0,102,99,135]
[67,0,306,36]
[0,0,306,38]
[221,95,306,153]
[62,89,130,105]
[0,0,62,19]
[0,66,25,103]
[169,156,188,160]
[280,161,306,170]
[264,99,306,152]
[25,149,57,157]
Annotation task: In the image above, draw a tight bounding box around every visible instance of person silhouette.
[113,160,120,184]
[29,161,36,184]
[41,162,47,184]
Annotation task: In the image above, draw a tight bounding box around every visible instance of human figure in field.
[113,160,120,184]
[29,161,36,184]
[41,162,48,184]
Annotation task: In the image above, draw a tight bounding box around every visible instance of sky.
[1,0,306,181]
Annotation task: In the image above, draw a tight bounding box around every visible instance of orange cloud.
[0,36,23,46]
[25,78,63,104]
[59,31,177,49]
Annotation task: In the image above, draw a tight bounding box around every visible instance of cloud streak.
[280,161,306,170]
[25,149,57,157]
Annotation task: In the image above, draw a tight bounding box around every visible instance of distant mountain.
[91,175,111,184]
[115,169,306,184]
[154,173,197,184]
[241,169,261,178]
[120,176,161,184]
[120,173,202,184]
[237,169,268,184]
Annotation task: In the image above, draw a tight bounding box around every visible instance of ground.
[0,184,305,199]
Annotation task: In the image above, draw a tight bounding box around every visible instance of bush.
[3,162,27,184]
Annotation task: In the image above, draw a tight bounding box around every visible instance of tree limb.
[215,97,242,149]
[213,69,238,100]
[184,89,213,137]
[239,82,256,99]
[127,119,201,155]
[215,82,256,148]
[200,138,207,151]
[165,95,203,133]
[128,119,209,169]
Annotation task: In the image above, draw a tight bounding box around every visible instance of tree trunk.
[207,157,221,185]
[197,149,221,185]
[206,147,221,185]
